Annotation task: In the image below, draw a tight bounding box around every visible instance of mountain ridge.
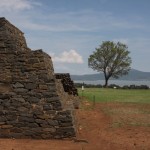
[71,69,150,81]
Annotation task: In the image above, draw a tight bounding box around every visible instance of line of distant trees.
[74,83,149,89]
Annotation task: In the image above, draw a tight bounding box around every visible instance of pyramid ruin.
[0,17,77,139]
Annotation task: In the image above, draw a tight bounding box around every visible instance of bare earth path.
[0,101,150,150]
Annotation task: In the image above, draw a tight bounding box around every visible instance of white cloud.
[0,0,33,12]
[0,0,41,13]
[51,50,83,64]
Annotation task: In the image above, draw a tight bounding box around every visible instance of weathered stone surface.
[0,117,7,122]
[6,115,17,121]
[42,127,56,132]
[55,127,75,138]
[1,125,13,129]
[43,104,52,110]
[0,122,5,125]
[35,119,46,124]
[26,123,39,128]
[0,17,76,139]
[13,88,28,93]
[0,94,10,99]
[28,97,40,103]
[47,119,58,126]
[10,127,23,133]
[36,114,52,120]
[17,107,29,112]
[39,84,48,90]
[55,73,78,96]
[24,83,37,90]
[13,82,24,88]
[12,98,25,103]
[18,116,35,123]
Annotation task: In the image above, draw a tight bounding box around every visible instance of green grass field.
[78,88,150,103]
[78,88,150,128]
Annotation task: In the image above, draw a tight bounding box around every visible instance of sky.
[0,0,150,75]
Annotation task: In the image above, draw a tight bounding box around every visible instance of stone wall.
[0,17,28,52]
[55,73,79,109]
[55,73,78,96]
[0,17,76,139]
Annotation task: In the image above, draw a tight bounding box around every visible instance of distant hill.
[71,69,150,81]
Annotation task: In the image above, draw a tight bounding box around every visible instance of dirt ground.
[0,101,150,150]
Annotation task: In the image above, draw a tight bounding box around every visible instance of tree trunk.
[104,78,108,87]
[103,70,109,88]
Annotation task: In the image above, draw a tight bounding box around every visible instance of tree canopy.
[88,41,132,87]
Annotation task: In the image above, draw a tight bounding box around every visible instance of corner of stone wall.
[0,18,76,139]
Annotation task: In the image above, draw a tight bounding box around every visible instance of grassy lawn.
[78,88,150,103]
[78,88,150,127]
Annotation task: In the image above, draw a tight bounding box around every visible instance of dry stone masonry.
[55,73,79,109]
[0,17,76,139]
[55,73,78,96]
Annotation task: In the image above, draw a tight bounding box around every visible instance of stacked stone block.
[55,73,79,109]
[0,17,75,139]
[55,73,78,96]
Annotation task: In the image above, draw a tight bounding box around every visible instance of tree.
[88,41,132,87]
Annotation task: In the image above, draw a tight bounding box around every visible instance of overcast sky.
[1,0,150,74]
